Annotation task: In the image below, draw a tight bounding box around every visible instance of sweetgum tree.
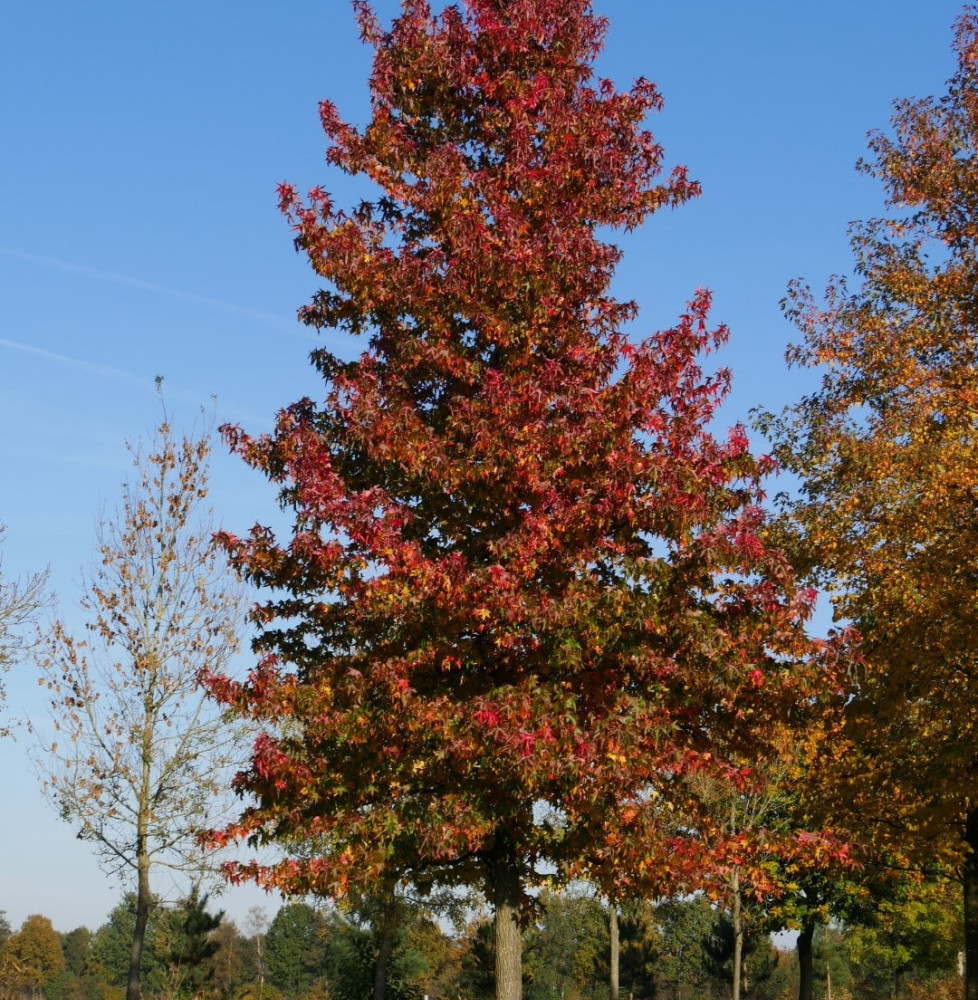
[209,3,829,999]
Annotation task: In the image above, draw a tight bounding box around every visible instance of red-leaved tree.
[208,4,831,999]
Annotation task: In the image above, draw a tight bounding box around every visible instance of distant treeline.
[0,886,963,1000]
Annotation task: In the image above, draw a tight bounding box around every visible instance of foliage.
[757,2,978,871]
[205,920,246,1000]
[455,919,496,1000]
[615,900,660,1000]
[264,904,328,1000]
[844,881,962,999]
[327,891,459,1000]
[34,419,246,1000]
[756,6,978,994]
[58,930,93,980]
[155,892,223,1000]
[702,905,779,998]
[522,891,609,1000]
[1,915,65,1000]
[650,896,716,999]
[89,896,166,994]
[210,17,829,1000]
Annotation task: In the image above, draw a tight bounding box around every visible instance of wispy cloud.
[0,246,301,334]
[0,338,270,428]
[0,337,150,386]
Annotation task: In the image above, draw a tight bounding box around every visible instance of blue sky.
[0,0,966,933]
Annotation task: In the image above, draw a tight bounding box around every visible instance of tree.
[242,907,270,1000]
[522,891,609,1000]
[90,894,167,998]
[756,8,978,998]
[614,900,660,1000]
[326,883,467,1000]
[0,525,47,737]
[35,419,246,1000]
[209,4,830,1000]
[844,881,962,1000]
[206,920,247,1000]
[59,929,93,981]
[1,915,65,1000]
[651,896,717,1000]
[156,892,223,1000]
[264,904,328,1000]
[326,897,457,1000]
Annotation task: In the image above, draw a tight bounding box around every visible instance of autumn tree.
[207,920,247,1000]
[35,420,246,1000]
[0,915,65,1000]
[757,7,978,998]
[0,525,47,737]
[209,4,830,1000]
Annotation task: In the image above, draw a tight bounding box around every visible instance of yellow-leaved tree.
[757,8,978,998]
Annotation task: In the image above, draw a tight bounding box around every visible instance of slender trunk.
[731,870,743,1000]
[797,920,815,1000]
[373,893,398,1000]
[894,964,908,1000]
[490,843,523,1000]
[254,924,265,1000]
[127,845,151,1000]
[965,807,978,1000]
[128,677,155,1000]
[609,904,619,1000]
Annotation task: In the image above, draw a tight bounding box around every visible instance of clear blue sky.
[0,0,966,933]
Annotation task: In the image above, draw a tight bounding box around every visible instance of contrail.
[0,337,149,386]
[0,336,274,428]
[0,246,302,334]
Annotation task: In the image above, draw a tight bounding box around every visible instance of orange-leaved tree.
[757,7,978,998]
[207,4,833,1000]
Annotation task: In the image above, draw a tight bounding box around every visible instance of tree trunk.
[894,964,908,1000]
[490,844,523,1000]
[731,871,743,1000]
[964,807,978,1000]
[373,893,398,1000]
[609,904,619,1000]
[127,845,151,1000]
[797,920,815,1000]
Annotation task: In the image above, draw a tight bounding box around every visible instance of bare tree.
[0,526,48,737]
[35,418,247,1000]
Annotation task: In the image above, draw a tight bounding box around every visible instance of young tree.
[242,906,270,1000]
[156,891,224,1000]
[757,8,978,998]
[209,4,829,1000]
[35,420,246,1000]
[0,525,47,737]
